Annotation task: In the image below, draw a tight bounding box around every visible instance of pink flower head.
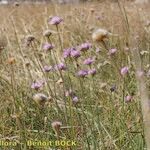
[70,49,81,59]
[96,47,101,53]
[72,96,79,104]
[43,65,53,72]
[108,48,117,55]
[31,81,44,90]
[43,43,54,51]
[125,95,132,103]
[83,57,95,65]
[79,42,92,52]
[55,63,66,71]
[88,68,96,76]
[120,66,129,76]
[63,48,72,58]
[49,16,63,25]
[77,70,88,78]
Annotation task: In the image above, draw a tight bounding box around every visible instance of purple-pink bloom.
[72,96,79,104]
[63,48,71,58]
[125,95,132,103]
[96,47,101,53]
[43,43,54,51]
[70,50,81,59]
[108,48,117,55]
[83,57,95,65]
[79,42,92,52]
[88,68,96,76]
[77,70,88,78]
[55,63,66,71]
[120,66,129,76]
[31,81,44,90]
[49,16,63,25]
[43,65,53,72]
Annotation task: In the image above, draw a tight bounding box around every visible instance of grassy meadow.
[0,1,150,150]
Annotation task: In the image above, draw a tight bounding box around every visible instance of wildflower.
[43,43,54,51]
[49,16,63,25]
[92,28,109,42]
[96,47,101,53]
[88,68,96,76]
[51,121,62,134]
[63,48,71,58]
[70,49,81,59]
[79,42,92,52]
[33,93,48,106]
[55,63,66,71]
[120,66,129,76]
[83,57,95,65]
[108,48,117,55]
[31,81,44,90]
[43,65,53,72]
[72,96,79,104]
[125,95,132,103]
[77,70,88,78]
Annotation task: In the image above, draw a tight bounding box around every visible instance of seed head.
[25,35,35,43]
[56,78,63,84]
[43,29,53,37]
[92,28,109,42]
[33,93,48,106]
[51,121,62,133]
[8,57,16,65]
